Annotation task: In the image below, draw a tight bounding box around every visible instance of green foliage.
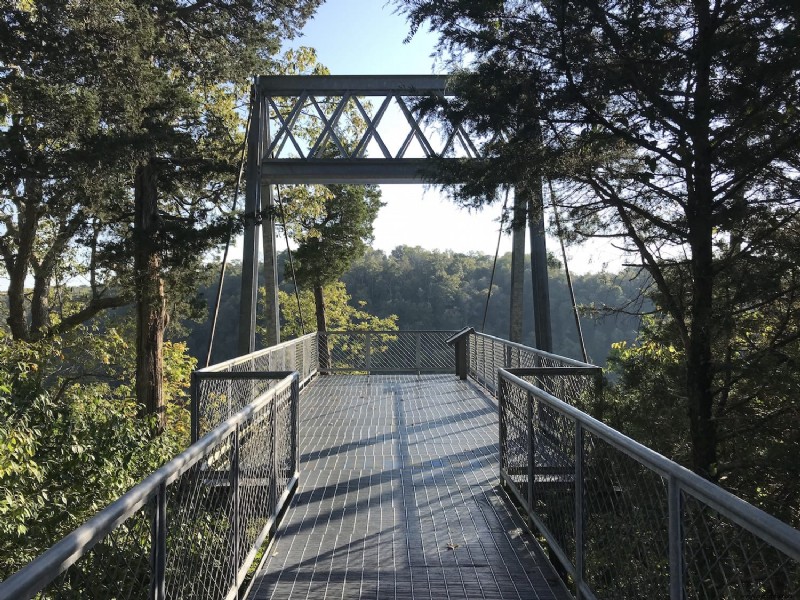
[194,249,644,364]
[607,308,800,524]
[0,328,194,577]
[277,282,398,339]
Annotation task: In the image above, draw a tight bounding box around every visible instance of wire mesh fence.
[498,369,800,600]
[469,331,601,411]
[192,333,316,440]
[1,374,300,600]
[319,330,456,373]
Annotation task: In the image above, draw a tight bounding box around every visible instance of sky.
[279,0,622,273]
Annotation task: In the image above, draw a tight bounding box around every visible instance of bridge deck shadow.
[248,374,570,600]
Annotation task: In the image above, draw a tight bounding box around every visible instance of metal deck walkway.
[249,374,570,600]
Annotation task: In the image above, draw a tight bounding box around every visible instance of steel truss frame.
[238,75,551,356]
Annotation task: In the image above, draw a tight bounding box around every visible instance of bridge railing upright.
[498,368,800,600]
[0,372,300,600]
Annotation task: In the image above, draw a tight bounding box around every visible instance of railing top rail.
[474,332,597,369]
[198,332,317,373]
[1,373,298,600]
[499,369,800,562]
[257,74,451,96]
[322,330,459,334]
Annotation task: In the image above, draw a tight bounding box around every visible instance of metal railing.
[498,369,800,600]
[319,330,457,373]
[468,332,602,410]
[192,333,317,441]
[1,372,300,600]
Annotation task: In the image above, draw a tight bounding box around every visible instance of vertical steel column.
[498,374,507,484]
[270,393,278,522]
[525,180,553,352]
[262,88,280,348]
[149,483,167,600]
[574,422,586,599]
[669,476,685,600]
[527,390,535,510]
[292,375,300,476]
[365,332,372,371]
[190,372,199,444]
[230,426,241,593]
[261,193,280,349]
[239,83,263,356]
[509,189,526,343]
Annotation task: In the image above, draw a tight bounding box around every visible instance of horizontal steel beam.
[257,74,451,96]
[261,158,443,184]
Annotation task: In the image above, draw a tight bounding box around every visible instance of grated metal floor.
[248,375,570,600]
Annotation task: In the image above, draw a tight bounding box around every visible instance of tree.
[290,185,384,330]
[396,0,800,483]
[1,0,322,429]
[0,325,195,577]
[278,282,398,339]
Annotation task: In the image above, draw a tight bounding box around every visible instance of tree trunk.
[6,181,41,341]
[685,2,718,481]
[30,270,50,337]
[314,283,330,371]
[686,203,717,479]
[134,161,166,433]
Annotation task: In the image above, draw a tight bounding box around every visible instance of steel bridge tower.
[239,75,552,354]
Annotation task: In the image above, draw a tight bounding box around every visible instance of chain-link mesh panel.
[583,432,670,597]
[195,334,317,437]
[195,376,278,438]
[236,398,277,593]
[419,331,457,370]
[321,331,456,372]
[164,432,236,599]
[683,495,800,599]
[531,373,599,412]
[324,331,366,371]
[499,378,530,505]
[36,508,153,600]
[530,396,577,567]
[273,384,295,500]
[469,333,601,413]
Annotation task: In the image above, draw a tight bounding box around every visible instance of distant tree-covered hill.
[183,245,647,366]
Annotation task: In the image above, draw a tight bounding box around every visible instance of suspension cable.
[274,185,307,335]
[205,92,252,367]
[482,186,511,332]
[548,178,589,363]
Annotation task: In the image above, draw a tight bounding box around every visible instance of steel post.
[527,390,534,509]
[238,83,262,356]
[498,375,507,481]
[669,476,685,600]
[526,179,553,352]
[149,483,167,600]
[575,422,586,598]
[231,426,241,593]
[509,188,526,344]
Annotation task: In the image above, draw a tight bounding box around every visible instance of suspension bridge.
[1,77,799,600]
